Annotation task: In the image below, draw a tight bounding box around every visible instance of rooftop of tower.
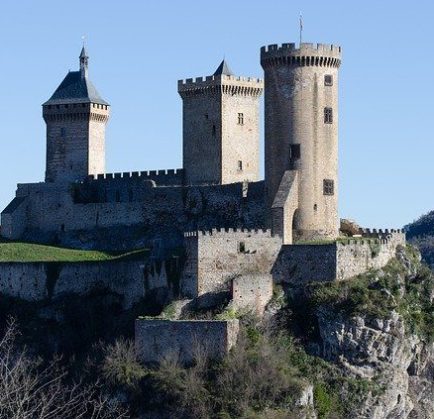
[43,47,109,106]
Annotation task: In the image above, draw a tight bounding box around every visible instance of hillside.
[1,244,434,418]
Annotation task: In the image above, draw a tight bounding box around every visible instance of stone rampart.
[272,232,406,285]
[85,168,184,187]
[231,274,273,315]
[0,260,145,308]
[181,228,281,302]
[135,319,239,364]
[2,181,267,250]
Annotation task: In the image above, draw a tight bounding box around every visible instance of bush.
[102,338,146,389]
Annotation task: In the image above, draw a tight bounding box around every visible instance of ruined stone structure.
[135,319,240,364]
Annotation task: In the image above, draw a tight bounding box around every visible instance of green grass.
[0,241,148,263]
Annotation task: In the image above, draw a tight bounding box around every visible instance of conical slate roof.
[43,48,108,106]
[213,59,234,76]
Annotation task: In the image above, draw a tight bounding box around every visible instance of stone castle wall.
[135,319,239,364]
[181,228,281,299]
[2,180,267,249]
[0,259,145,308]
[231,273,273,315]
[272,231,406,285]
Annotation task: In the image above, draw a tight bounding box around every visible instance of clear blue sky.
[0,0,432,228]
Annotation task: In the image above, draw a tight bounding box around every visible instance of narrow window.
[60,224,65,232]
[324,75,333,86]
[205,113,209,119]
[324,107,333,124]
[212,124,216,136]
[237,160,243,171]
[289,144,301,160]
[323,179,334,195]
[239,242,246,253]
[60,128,66,137]
[238,113,244,125]
[314,204,318,211]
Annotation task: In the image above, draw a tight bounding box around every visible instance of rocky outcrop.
[312,246,434,418]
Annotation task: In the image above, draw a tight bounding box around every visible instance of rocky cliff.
[288,245,434,418]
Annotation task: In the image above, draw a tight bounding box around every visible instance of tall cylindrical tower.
[261,42,342,241]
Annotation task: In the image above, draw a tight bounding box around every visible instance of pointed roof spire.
[214,59,234,76]
[80,45,88,58]
[79,46,89,79]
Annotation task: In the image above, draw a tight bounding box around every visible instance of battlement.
[261,42,341,68]
[358,228,405,238]
[178,74,264,97]
[84,168,184,186]
[184,228,272,238]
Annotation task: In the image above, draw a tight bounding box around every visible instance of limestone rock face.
[314,247,434,419]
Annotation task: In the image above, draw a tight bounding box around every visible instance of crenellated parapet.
[184,228,272,238]
[43,102,110,123]
[260,42,342,68]
[85,168,184,186]
[178,74,263,98]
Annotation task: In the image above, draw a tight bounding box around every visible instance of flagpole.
[299,13,303,45]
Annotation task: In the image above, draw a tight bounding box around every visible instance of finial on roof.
[214,59,234,76]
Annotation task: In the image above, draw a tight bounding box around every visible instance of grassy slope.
[0,241,147,263]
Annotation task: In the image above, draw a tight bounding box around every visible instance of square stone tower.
[178,61,263,185]
[42,47,109,183]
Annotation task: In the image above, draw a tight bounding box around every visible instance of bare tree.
[0,317,127,419]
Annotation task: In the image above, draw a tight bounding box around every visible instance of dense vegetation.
[0,240,147,262]
[405,210,434,267]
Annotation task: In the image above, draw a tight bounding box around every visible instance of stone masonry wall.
[231,274,273,315]
[3,180,267,250]
[0,260,145,308]
[135,319,239,364]
[272,231,406,285]
[261,43,342,240]
[181,229,281,299]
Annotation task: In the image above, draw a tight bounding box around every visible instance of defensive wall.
[181,228,281,303]
[2,179,267,250]
[0,259,145,309]
[231,273,273,315]
[272,230,406,285]
[135,319,239,364]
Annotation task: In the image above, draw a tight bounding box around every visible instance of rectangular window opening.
[323,179,334,196]
[290,144,301,160]
[237,160,243,171]
[238,113,244,125]
[324,75,333,86]
[324,107,333,124]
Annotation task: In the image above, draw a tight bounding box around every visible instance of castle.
[0,41,406,363]
[2,42,341,247]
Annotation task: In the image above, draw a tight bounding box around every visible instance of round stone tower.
[261,42,342,241]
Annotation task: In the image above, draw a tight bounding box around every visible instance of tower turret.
[178,61,263,185]
[43,48,109,183]
[261,42,342,242]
